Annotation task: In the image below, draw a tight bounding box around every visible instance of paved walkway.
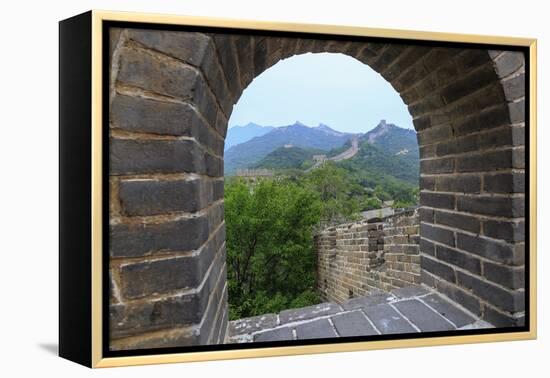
[228,285,493,343]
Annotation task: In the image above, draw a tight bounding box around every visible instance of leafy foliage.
[225,178,322,319]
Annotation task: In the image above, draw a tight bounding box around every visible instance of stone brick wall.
[316,210,421,304]
[417,51,526,327]
[107,26,526,349]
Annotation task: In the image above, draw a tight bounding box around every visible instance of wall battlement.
[316,209,420,303]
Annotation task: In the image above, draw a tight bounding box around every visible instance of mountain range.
[225,122,275,150]
[224,120,419,185]
[224,121,355,174]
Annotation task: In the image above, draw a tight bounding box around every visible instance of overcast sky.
[228,52,414,133]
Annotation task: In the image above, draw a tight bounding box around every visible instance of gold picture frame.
[59,9,537,368]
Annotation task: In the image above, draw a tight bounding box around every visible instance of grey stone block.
[420,157,454,174]
[421,255,456,283]
[110,216,209,258]
[421,223,455,247]
[393,299,455,332]
[279,302,342,324]
[456,233,519,265]
[434,210,480,234]
[436,245,481,275]
[456,271,524,313]
[457,194,524,218]
[455,149,514,173]
[421,293,475,327]
[483,261,525,289]
[435,174,481,194]
[440,65,497,105]
[119,178,212,216]
[254,327,293,342]
[483,173,525,194]
[420,192,455,210]
[295,318,338,340]
[331,311,378,337]
[362,304,418,334]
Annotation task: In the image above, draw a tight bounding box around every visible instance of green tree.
[303,162,360,221]
[225,178,322,319]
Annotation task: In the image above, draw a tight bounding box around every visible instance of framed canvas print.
[59,10,537,368]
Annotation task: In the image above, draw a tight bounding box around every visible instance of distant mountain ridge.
[254,146,325,170]
[225,122,275,150]
[224,121,356,174]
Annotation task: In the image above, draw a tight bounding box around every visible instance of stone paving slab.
[279,302,342,324]
[228,285,493,343]
[331,310,378,337]
[295,318,337,340]
[392,299,455,332]
[362,303,418,334]
[342,292,394,310]
[229,313,278,336]
[392,285,429,299]
[421,293,475,328]
[254,326,293,342]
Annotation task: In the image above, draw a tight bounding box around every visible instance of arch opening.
[224,52,420,321]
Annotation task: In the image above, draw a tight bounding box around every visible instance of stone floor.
[228,285,493,343]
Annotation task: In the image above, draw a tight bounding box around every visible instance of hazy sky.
[228,52,413,133]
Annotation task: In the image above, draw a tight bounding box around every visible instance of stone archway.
[107,27,526,350]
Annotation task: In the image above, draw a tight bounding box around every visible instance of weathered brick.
[435,134,478,156]
[483,220,525,242]
[420,238,435,256]
[456,233,520,265]
[483,261,525,289]
[233,35,255,87]
[417,124,452,146]
[434,210,480,233]
[110,139,222,177]
[455,149,514,173]
[370,44,409,73]
[421,223,455,246]
[422,255,456,283]
[423,47,461,71]
[117,47,199,100]
[119,178,214,216]
[502,73,525,101]
[420,192,455,209]
[455,50,492,73]
[127,29,210,66]
[436,245,481,275]
[110,216,209,258]
[213,179,224,200]
[440,64,496,104]
[493,51,524,78]
[435,278,482,316]
[420,158,454,174]
[212,34,243,99]
[435,175,481,193]
[419,176,435,190]
[453,104,510,136]
[120,256,202,299]
[381,46,432,82]
[456,195,524,217]
[419,208,434,223]
[482,305,524,327]
[508,100,525,124]
[110,324,199,350]
[478,127,515,149]
[456,270,524,313]
[513,148,526,169]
